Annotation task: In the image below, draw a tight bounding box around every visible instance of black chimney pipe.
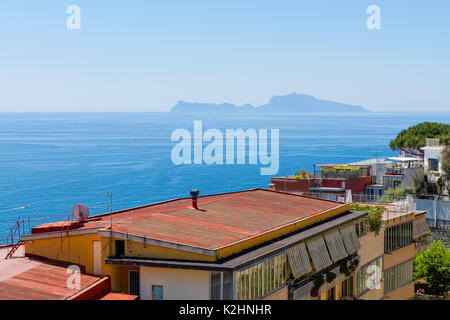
[190,189,199,209]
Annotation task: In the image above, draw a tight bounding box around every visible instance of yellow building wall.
[108,264,139,293]
[115,236,216,262]
[384,282,414,300]
[358,228,384,267]
[24,233,107,275]
[384,213,415,228]
[383,244,415,270]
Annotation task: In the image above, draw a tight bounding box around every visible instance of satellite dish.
[72,204,89,221]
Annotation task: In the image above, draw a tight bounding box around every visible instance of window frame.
[128,270,140,296]
[152,285,163,300]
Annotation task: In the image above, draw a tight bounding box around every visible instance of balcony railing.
[383,196,417,220]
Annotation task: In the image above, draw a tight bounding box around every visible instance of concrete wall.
[359,281,384,300]
[415,198,450,228]
[140,266,210,300]
[358,229,384,267]
[383,244,415,270]
[384,282,414,300]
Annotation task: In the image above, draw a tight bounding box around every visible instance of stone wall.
[429,228,450,249]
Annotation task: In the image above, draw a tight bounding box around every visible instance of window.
[115,240,125,257]
[128,270,140,296]
[341,275,354,298]
[210,272,221,300]
[356,257,382,296]
[355,219,369,237]
[384,260,413,295]
[384,221,413,252]
[429,158,439,172]
[326,287,336,300]
[152,285,163,300]
[223,272,233,300]
[236,253,286,300]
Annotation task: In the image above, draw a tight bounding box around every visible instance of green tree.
[350,203,384,236]
[389,122,450,151]
[414,240,450,296]
[376,185,407,203]
[438,135,450,196]
[412,171,439,198]
[294,169,310,179]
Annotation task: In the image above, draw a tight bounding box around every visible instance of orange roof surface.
[0,257,101,300]
[100,292,137,300]
[33,189,347,251]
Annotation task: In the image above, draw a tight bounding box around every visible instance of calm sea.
[1,112,449,239]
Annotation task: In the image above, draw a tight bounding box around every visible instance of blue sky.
[0,0,449,112]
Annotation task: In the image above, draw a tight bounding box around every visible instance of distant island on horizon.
[171,93,369,113]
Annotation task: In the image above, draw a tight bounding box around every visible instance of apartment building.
[11,188,430,300]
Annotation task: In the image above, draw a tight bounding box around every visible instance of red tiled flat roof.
[33,188,347,251]
[0,258,101,300]
[100,292,137,300]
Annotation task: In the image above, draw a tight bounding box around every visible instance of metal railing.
[383,196,417,220]
[0,213,72,247]
[294,191,417,220]
[295,191,408,204]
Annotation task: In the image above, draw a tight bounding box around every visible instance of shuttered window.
[413,218,430,237]
[355,257,382,296]
[383,260,413,295]
[384,221,413,252]
[324,229,348,262]
[306,236,332,271]
[339,224,361,254]
[236,253,287,300]
[287,242,313,278]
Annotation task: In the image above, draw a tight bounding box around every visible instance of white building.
[421,138,446,182]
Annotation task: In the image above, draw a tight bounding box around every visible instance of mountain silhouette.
[171,93,368,113]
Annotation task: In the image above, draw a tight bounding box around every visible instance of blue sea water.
[1,112,450,239]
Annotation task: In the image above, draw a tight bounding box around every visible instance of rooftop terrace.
[30,189,349,251]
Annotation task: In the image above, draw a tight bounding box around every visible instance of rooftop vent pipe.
[190,189,199,209]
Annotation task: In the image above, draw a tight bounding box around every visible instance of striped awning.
[287,242,313,278]
[339,224,361,254]
[306,236,332,271]
[324,229,348,261]
[414,218,430,237]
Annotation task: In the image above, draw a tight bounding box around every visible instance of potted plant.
[326,271,337,283]
[311,273,325,297]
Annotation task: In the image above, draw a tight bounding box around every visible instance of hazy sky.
[0,1,449,112]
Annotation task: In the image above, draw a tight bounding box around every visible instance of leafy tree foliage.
[438,135,450,196]
[350,203,384,236]
[376,185,407,203]
[389,122,450,151]
[414,240,450,296]
[412,171,439,198]
[294,169,310,179]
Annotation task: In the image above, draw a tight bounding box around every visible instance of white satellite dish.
[72,204,89,221]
